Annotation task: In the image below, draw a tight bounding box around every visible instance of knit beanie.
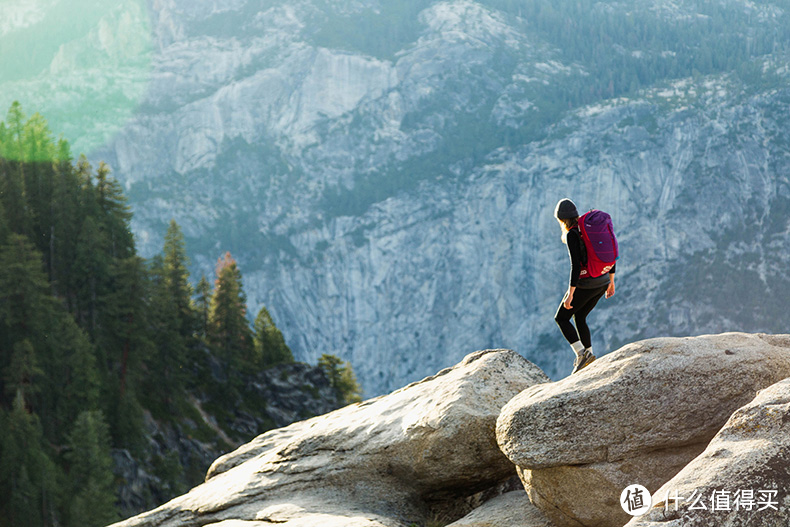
[554,198,579,220]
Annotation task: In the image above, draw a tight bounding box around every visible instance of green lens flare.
[0,0,152,159]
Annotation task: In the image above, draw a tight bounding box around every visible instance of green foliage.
[3,340,43,403]
[65,410,119,527]
[109,388,146,456]
[208,252,255,371]
[94,161,134,259]
[72,214,107,331]
[0,199,8,246]
[163,219,195,338]
[95,255,154,449]
[318,354,363,405]
[253,306,294,368]
[194,274,212,339]
[55,315,102,439]
[0,103,323,522]
[151,451,187,498]
[0,394,59,527]
[0,234,53,344]
[0,104,151,522]
[143,254,189,415]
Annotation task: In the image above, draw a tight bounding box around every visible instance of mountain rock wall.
[5,0,790,395]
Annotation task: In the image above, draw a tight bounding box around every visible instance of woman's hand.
[606,278,616,299]
[563,287,575,310]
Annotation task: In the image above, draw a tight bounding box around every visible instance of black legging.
[554,285,608,348]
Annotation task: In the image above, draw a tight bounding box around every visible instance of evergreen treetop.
[253,306,295,368]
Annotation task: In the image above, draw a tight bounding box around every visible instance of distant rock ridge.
[6,1,790,398]
[110,333,790,527]
[26,0,788,398]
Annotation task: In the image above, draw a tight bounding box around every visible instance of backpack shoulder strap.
[570,225,587,266]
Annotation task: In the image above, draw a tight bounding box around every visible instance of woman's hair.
[558,216,579,244]
[558,217,579,232]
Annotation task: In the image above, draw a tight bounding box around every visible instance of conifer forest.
[0,102,360,527]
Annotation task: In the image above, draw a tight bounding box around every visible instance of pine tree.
[337,362,363,404]
[4,101,26,162]
[64,410,119,527]
[94,161,134,259]
[111,387,146,457]
[0,230,102,444]
[22,113,55,163]
[70,155,102,321]
[0,235,53,374]
[51,314,101,443]
[75,155,94,201]
[144,254,188,413]
[318,354,362,405]
[50,139,81,301]
[163,220,195,339]
[3,339,43,405]
[96,255,152,450]
[0,393,58,527]
[253,306,294,367]
[0,104,326,521]
[56,137,71,164]
[72,216,107,334]
[21,113,57,281]
[0,199,8,246]
[0,103,32,237]
[194,274,212,339]
[208,252,254,370]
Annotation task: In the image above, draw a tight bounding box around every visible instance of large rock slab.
[496,333,790,527]
[111,349,549,527]
[517,444,706,527]
[626,377,790,527]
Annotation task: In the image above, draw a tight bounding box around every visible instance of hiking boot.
[572,349,596,374]
[571,350,587,374]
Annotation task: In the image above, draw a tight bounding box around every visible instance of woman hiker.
[553,198,616,374]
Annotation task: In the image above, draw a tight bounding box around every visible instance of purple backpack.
[578,210,619,278]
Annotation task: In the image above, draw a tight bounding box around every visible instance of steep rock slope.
[109,349,549,527]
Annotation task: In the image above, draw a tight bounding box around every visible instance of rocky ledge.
[111,333,790,527]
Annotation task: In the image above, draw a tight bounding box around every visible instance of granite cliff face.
[5,0,790,394]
